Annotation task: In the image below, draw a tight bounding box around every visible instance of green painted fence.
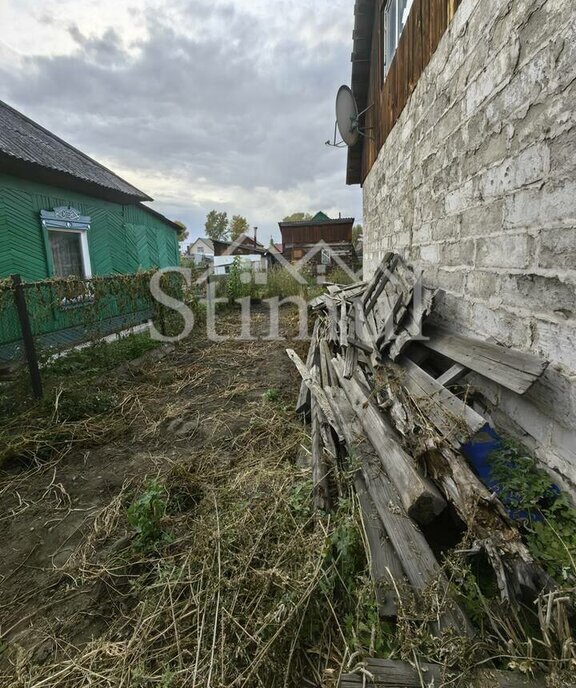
[0,272,166,364]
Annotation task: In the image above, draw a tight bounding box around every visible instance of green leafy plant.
[47,333,159,378]
[489,441,576,582]
[127,480,171,551]
[48,387,118,421]
[263,388,280,403]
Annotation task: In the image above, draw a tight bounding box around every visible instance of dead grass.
[0,308,382,688]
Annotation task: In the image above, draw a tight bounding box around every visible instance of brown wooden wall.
[361,0,461,182]
[280,222,353,246]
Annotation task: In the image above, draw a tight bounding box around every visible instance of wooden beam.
[339,657,562,687]
[287,348,344,440]
[423,326,548,395]
[436,363,468,387]
[355,472,403,618]
[326,385,471,636]
[311,394,331,512]
[295,320,319,414]
[397,356,486,447]
[331,357,446,526]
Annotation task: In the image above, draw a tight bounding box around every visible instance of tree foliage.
[173,220,189,243]
[282,212,313,223]
[352,223,363,246]
[230,215,250,241]
[204,210,229,241]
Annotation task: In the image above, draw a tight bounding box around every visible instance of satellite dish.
[335,85,359,147]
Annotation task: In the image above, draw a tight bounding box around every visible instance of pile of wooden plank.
[288,253,555,634]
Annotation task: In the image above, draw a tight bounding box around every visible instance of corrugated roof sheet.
[0,100,150,201]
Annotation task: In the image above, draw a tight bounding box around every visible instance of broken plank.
[329,386,471,635]
[286,348,344,440]
[331,357,447,526]
[387,283,438,360]
[423,325,548,395]
[344,314,358,379]
[362,252,395,311]
[436,362,468,387]
[425,444,556,603]
[339,658,559,688]
[397,356,486,447]
[295,320,319,415]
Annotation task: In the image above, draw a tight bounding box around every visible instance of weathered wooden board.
[331,357,446,525]
[387,283,438,360]
[355,472,403,618]
[423,326,548,395]
[397,356,486,447]
[310,394,331,512]
[339,657,561,688]
[287,348,344,440]
[436,362,468,386]
[295,319,319,414]
[327,384,471,635]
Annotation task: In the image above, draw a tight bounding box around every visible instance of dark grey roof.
[0,100,151,201]
[278,217,355,227]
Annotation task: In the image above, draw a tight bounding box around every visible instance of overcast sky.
[0,0,361,245]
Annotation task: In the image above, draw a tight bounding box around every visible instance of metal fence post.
[11,274,43,399]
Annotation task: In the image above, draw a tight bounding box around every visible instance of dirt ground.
[0,306,310,676]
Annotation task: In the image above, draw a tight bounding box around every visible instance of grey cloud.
[0,0,361,237]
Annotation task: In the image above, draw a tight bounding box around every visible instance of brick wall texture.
[362,0,576,488]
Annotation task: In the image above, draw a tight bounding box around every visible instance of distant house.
[0,99,180,360]
[212,234,275,275]
[186,238,214,264]
[278,212,356,268]
[212,234,266,257]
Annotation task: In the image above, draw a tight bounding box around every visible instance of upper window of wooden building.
[381,0,413,79]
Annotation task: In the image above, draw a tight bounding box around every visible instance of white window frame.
[382,0,414,79]
[41,207,93,279]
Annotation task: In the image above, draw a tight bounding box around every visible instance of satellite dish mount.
[326,85,373,148]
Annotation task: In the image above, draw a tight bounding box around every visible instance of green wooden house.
[0,99,180,361]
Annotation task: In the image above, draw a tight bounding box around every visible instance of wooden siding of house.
[362,0,461,181]
[280,223,353,246]
[0,173,179,282]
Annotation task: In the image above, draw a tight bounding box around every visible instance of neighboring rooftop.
[0,99,151,203]
[188,238,215,251]
[279,211,355,227]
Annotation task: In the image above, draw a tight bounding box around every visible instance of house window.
[48,230,86,277]
[382,0,413,79]
[41,207,92,278]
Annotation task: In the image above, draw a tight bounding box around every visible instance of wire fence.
[0,271,181,397]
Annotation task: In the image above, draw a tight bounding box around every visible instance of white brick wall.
[363,0,576,488]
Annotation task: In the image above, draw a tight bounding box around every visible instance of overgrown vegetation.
[2,301,574,686]
[489,440,576,583]
[215,263,353,303]
[1,390,384,687]
[0,332,162,466]
[127,479,172,551]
